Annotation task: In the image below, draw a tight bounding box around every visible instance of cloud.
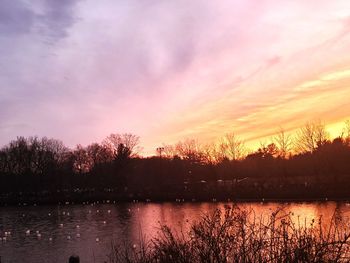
[0,0,35,35]
[38,0,80,39]
[0,0,79,38]
[1,0,350,155]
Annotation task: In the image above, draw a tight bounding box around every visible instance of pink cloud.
[1,0,350,156]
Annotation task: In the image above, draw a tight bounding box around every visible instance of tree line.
[1,120,350,202]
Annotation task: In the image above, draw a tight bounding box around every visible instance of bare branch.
[294,121,329,153]
[273,128,293,158]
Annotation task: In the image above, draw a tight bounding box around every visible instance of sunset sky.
[1,0,350,155]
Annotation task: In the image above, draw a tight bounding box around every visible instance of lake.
[1,201,350,263]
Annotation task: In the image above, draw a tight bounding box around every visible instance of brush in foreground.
[107,205,350,263]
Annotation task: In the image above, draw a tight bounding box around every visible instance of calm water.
[1,201,350,263]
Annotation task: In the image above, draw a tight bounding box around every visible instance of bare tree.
[218,132,246,161]
[295,121,329,153]
[7,137,31,175]
[0,136,68,176]
[103,133,140,158]
[73,144,92,174]
[162,144,176,159]
[342,120,350,144]
[201,143,217,164]
[175,139,204,163]
[86,143,113,166]
[121,133,141,155]
[273,128,293,158]
[29,136,68,175]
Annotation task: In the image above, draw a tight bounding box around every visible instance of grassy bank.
[108,206,350,263]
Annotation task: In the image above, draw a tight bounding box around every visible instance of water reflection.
[1,202,350,262]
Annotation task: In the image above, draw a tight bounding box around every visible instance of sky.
[1,0,350,155]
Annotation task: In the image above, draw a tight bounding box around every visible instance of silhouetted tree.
[29,136,67,175]
[103,133,140,158]
[86,143,113,166]
[273,128,293,158]
[175,139,204,164]
[72,144,91,174]
[162,144,176,159]
[0,136,66,176]
[295,121,329,153]
[342,120,350,146]
[219,132,246,161]
[201,143,217,164]
[116,143,132,161]
[2,121,350,202]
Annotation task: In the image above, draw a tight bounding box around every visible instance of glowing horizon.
[1,1,350,155]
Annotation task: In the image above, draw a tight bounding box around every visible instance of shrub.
[108,205,350,263]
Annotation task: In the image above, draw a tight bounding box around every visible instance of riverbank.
[3,180,350,205]
[1,194,350,207]
[2,183,350,206]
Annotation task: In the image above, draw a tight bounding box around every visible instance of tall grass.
[107,205,350,263]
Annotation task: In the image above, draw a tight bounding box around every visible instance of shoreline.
[1,196,350,207]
